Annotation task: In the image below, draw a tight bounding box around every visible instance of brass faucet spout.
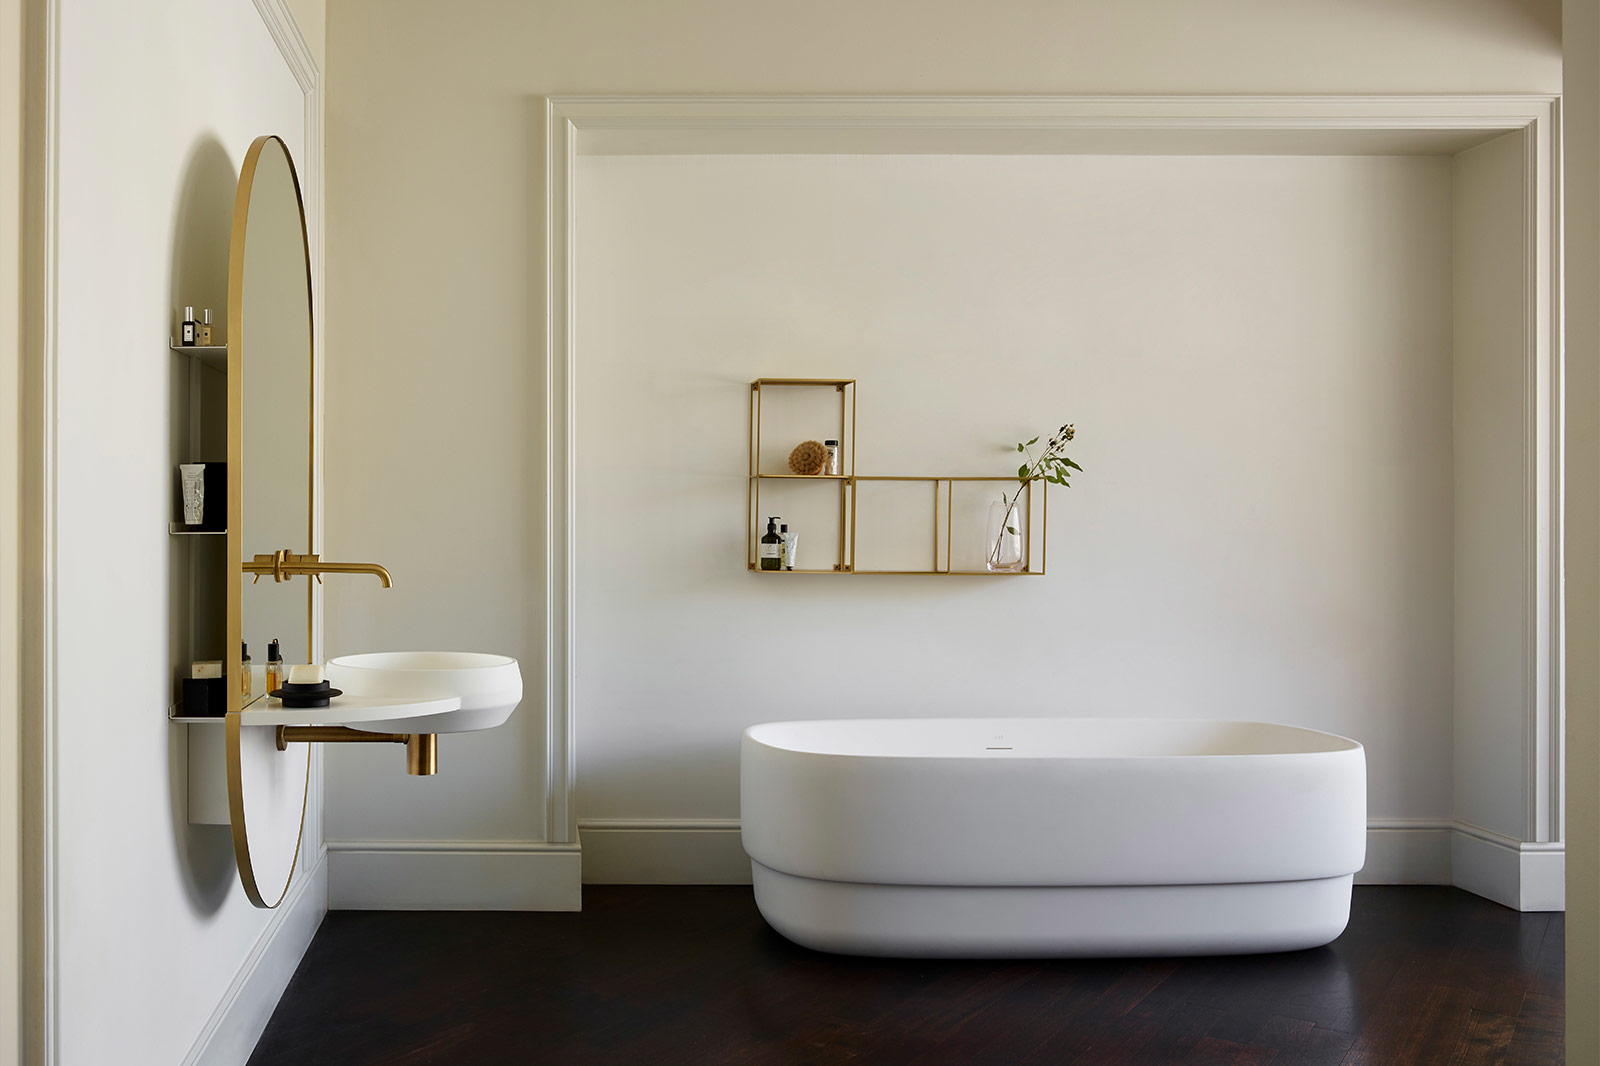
[242,550,394,587]
[310,560,394,587]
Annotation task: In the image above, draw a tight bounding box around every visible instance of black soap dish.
[269,680,342,709]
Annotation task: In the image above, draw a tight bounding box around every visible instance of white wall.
[323,0,1561,900]
[574,151,1454,828]
[47,2,320,1063]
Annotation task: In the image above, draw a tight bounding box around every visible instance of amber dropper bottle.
[266,638,283,694]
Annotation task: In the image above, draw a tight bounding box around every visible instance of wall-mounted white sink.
[326,652,523,734]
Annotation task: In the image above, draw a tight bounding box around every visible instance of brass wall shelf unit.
[747,378,1047,576]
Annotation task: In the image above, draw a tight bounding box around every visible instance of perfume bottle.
[266,639,284,694]
[759,517,784,571]
[241,641,252,701]
[198,308,214,345]
[180,306,197,346]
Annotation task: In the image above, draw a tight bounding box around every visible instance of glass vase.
[985,496,1025,573]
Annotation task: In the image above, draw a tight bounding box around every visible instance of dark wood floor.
[248,886,1563,1066]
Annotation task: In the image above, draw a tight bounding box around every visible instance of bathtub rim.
[743,716,1364,762]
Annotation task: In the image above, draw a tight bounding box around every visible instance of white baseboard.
[578,820,1460,888]
[579,819,1456,888]
[577,818,1561,912]
[580,819,749,884]
[327,839,582,910]
[1360,819,1453,885]
[1451,822,1566,911]
[181,851,327,1066]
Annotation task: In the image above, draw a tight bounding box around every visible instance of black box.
[181,676,226,717]
[201,462,227,532]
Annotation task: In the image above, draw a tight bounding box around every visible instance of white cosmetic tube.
[179,464,206,525]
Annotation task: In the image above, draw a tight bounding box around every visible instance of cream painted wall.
[48,3,316,1063]
[323,2,1562,882]
[1566,0,1599,1055]
[575,151,1454,826]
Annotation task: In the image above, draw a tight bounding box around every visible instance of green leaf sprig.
[990,423,1080,568]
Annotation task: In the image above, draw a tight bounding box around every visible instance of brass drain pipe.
[276,726,439,776]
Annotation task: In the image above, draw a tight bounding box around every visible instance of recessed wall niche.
[551,98,1559,909]
[168,136,236,717]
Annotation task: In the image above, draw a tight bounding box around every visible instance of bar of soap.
[288,664,323,685]
[190,660,223,679]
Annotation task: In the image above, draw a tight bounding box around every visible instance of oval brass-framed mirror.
[224,134,315,909]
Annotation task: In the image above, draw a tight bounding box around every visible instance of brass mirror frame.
[225,134,315,909]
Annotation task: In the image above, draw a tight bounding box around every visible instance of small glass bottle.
[181,306,197,346]
[824,440,841,476]
[780,523,798,571]
[198,308,214,345]
[241,641,252,701]
[759,517,784,571]
[266,638,284,694]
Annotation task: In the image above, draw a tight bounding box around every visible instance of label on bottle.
[759,542,782,570]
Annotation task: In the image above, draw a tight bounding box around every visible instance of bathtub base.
[751,862,1353,958]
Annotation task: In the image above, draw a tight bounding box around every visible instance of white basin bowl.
[326,652,522,734]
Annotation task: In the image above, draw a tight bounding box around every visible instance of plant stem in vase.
[987,497,1025,572]
[987,423,1081,573]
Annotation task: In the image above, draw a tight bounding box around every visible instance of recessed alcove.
[552,97,1560,910]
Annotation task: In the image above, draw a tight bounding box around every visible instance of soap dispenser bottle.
[759,517,784,571]
[266,639,283,694]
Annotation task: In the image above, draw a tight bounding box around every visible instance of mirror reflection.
[237,137,312,702]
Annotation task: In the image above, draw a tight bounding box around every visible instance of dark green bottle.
[759,517,784,571]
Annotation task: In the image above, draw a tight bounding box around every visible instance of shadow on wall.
[167,133,238,915]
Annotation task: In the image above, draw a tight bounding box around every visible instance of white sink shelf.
[169,692,461,728]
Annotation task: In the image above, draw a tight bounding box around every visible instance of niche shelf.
[168,329,230,716]
[170,340,227,369]
[748,378,1046,576]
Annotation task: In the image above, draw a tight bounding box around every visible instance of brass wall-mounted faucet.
[275,726,437,775]
[243,549,394,588]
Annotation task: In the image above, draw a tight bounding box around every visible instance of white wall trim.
[1453,820,1567,911]
[544,98,576,845]
[179,854,327,1066]
[327,839,582,910]
[576,817,1456,887]
[1363,818,1454,886]
[546,93,1564,910]
[1517,101,1564,845]
[580,819,747,885]
[549,93,1562,130]
[31,0,61,1058]
[575,818,1465,887]
[576,817,1564,909]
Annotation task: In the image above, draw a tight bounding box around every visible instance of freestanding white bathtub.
[740,718,1366,958]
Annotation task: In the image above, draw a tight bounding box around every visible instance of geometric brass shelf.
[748,377,1046,576]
